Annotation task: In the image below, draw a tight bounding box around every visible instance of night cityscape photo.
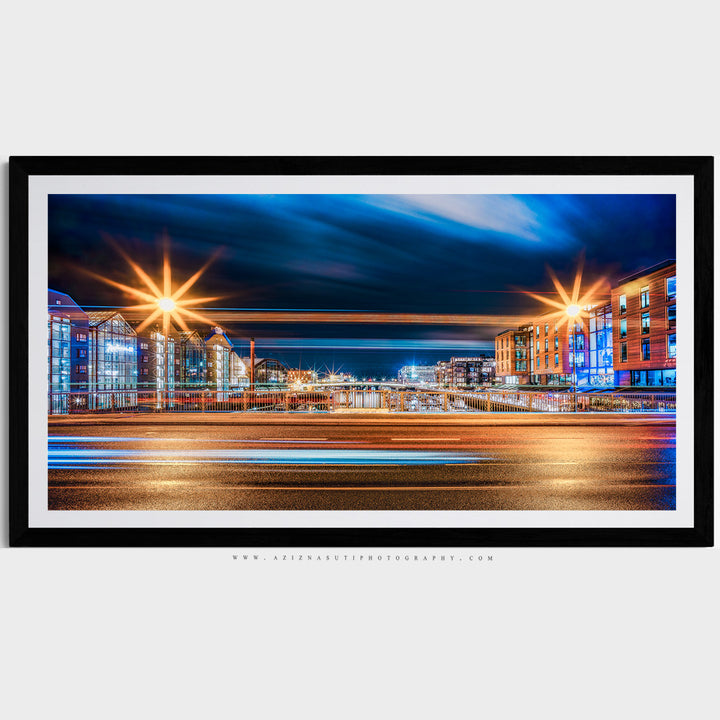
[47,193,677,512]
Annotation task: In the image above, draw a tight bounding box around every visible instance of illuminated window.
[640,286,650,308]
[668,333,676,358]
[641,312,650,334]
[554,353,559,365]
[641,338,650,360]
[619,294,626,314]
[620,342,627,362]
[620,318,627,338]
[667,276,676,300]
[667,304,676,330]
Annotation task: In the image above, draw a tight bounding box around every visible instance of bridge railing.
[47,388,677,415]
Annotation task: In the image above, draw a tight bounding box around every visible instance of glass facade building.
[87,311,138,409]
[496,261,677,390]
[205,329,232,396]
[176,331,207,388]
[136,328,175,392]
[47,292,294,412]
[611,260,676,387]
[229,349,249,389]
[586,303,613,386]
[48,290,90,413]
[253,358,289,385]
[48,313,72,414]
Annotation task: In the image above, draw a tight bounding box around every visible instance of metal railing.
[47,388,677,415]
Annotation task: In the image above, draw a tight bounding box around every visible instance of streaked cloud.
[366,194,545,243]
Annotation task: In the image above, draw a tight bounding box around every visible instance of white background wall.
[1,2,717,718]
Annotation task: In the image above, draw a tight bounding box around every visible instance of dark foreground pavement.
[48,412,676,511]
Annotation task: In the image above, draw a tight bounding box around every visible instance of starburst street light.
[566,304,580,318]
[524,259,608,412]
[86,233,223,334]
[87,234,223,407]
[158,297,176,313]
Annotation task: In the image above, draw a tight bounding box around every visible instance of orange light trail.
[107,309,534,326]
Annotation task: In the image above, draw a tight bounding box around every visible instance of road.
[47,413,676,511]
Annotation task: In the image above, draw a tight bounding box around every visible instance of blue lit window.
[640,286,650,308]
[668,333,676,358]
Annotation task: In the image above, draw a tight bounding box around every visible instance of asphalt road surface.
[47,413,676,511]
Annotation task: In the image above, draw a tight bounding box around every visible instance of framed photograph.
[9,156,713,547]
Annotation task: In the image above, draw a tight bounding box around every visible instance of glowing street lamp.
[87,234,222,410]
[157,297,177,408]
[566,304,581,412]
[158,297,176,313]
[524,259,608,413]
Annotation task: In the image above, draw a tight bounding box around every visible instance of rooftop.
[615,259,675,287]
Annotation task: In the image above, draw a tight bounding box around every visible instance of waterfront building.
[398,365,437,385]
[250,358,289,385]
[229,349,250,389]
[611,260,676,387]
[496,260,676,389]
[134,325,176,392]
[501,309,605,387]
[205,328,232,393]
[175,330,207,388]
[587,302,614,386]
[48,290,90,413]
[435,360,453,387]
[449,356,495,387]
[526,313,579,386]
[86,311,138,409]
[494,326,532,384]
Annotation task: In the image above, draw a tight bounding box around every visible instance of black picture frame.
[8,156,714,547]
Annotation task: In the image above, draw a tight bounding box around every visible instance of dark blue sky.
[48,193,675,376]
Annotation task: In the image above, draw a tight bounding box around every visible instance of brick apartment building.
[495,260,676,389]
[611,260,676,387]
